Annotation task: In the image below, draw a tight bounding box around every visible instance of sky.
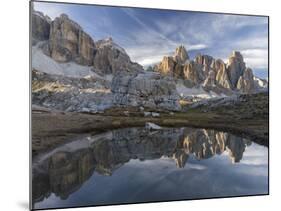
[33,1,269,79]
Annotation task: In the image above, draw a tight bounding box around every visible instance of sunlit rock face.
[237,68,256,94]
[48,14,96,65]
[155,46,267,95]
[215,59,233,89]
[156,56,176,75]
[32,127,251,204]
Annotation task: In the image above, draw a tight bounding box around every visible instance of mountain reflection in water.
[32,127,268,209]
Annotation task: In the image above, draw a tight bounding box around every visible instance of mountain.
[155,48,268,94]
[31,9,268,113]
[32,11,143,73]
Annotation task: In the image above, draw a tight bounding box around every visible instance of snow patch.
[176,83,220,99]
[32,42,104,79]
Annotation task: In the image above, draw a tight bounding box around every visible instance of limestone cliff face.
[32,11,51,44]
[227,51,246,87]
[32,9,143,74]
[156,56,176,75]
[195,54,215,76]
[237,68,255,93]
[48,14,96,65]
[203,70,216,87]
[174,45,189,64]
[93,37,143,74]
[183,61,205,84]
[156,46,189,77]
[155,46,264,94]
[215,59,233,89]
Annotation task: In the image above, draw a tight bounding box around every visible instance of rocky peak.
[32,10,51,44]
[195,54,215,76]
[183,61,204,84]
[215,59,233,89]
[48,13,96,65]
[93,38,143,74]
[227,50,246,87]
[156,56,175,75]
[95,37,127,55]
[174,45,189,64]
[237,68,255,93]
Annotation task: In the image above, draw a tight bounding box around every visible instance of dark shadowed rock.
[227,51,246,87]
[32,11,51,44]
[183,61,205,84]
[195,54,215,76]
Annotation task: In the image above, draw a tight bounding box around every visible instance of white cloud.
[127,43,207,67]
[33,2,68,20]
[237,37,268,49]
[241,49,268,69]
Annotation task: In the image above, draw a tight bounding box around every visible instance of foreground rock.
[32,69,181,111]
[145,122,162,130]
[111,72,181,110]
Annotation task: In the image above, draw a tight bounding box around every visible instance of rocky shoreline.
[32,92,268,157]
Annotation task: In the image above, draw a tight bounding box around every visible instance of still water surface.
[32,127,268,209]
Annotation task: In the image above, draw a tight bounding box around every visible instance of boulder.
[145,122,162,130]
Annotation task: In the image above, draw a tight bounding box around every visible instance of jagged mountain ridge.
[31,9,268,112]
[155,46,267,94]
[32,11,143,73]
